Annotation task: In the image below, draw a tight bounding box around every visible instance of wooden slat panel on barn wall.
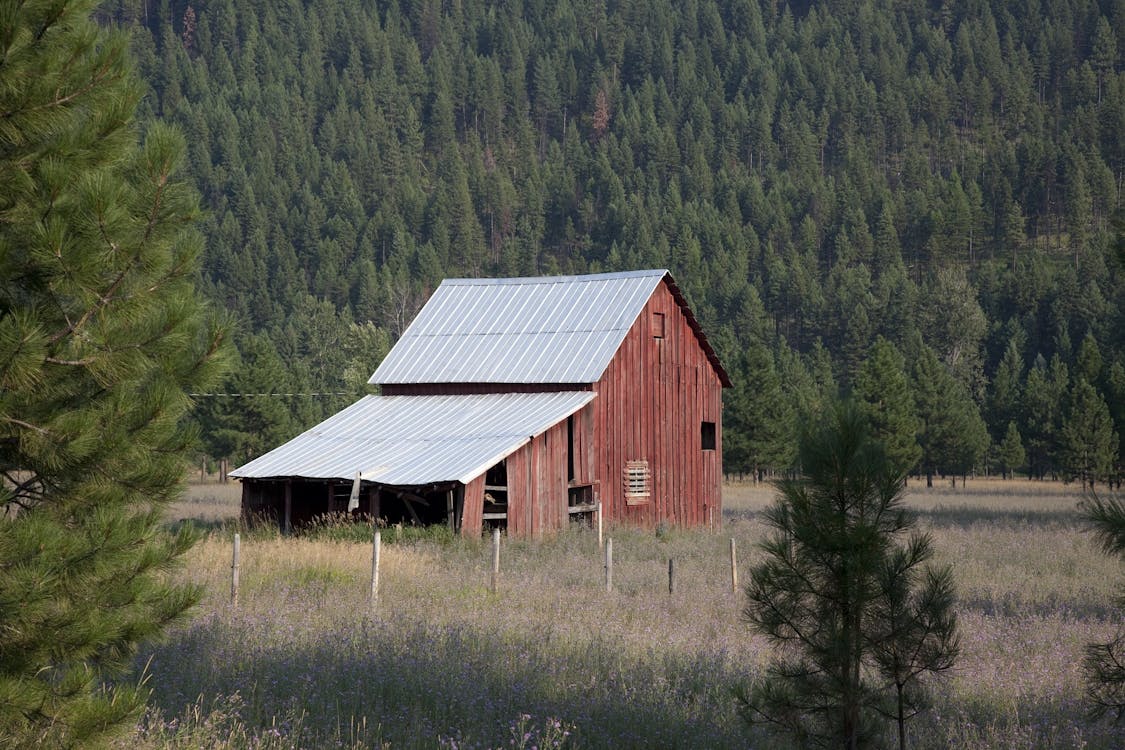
[461,474,485,537]
[534,429,546,536]
[550,420,569,530]
[572,404,595,486]
[507,443,529,537]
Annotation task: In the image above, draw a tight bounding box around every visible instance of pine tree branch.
[2,416,51,436]
[1,49,123,122]
[46,126,174,351]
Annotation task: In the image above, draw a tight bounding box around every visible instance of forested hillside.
[102,0,1125,483]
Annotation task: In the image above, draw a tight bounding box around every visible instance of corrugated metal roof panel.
[230,391,595,485]
[370,269,668,384]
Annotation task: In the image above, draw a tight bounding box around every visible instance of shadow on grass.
[912,505,1082,529]
[724,502,1082,530]
[957,593,1119,620]
[138,605,766,750]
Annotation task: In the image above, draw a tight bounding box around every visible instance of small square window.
[624,460,651,504]
[701,421,716,451]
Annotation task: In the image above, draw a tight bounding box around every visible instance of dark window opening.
[701,421,716,451]
[652,312,665,339]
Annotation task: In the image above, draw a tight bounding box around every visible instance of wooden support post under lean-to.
[283,480,292,535]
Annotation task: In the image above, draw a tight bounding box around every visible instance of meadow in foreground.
[121,480,1125,749]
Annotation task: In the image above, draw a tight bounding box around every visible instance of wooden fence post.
[605,537,613,592]
[230,533,240,608]
[370,530,381,609]
[668,557,674,595]
[597,501,603,549]
[730,538,738,593]
[491,528,501,594]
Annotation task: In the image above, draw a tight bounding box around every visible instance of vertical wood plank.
[461,475,485,537]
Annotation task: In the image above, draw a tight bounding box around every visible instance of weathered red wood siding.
[504,419,572,537]
[461,474,485,537]
[571,404,596,486]
[592,280,724,528]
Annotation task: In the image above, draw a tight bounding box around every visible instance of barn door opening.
[483,460,508,531]
[375,485,457,527]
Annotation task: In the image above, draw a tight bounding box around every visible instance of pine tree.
[741,402,958,748]
[987,337,1024,443]
[910,342,960,486]
[725,344,795,481]
[853,337,922,476]
[1077,332,1104,385]
[0,3,227,746]
[996,421,1027,479]
[1021,355,1069,479]
[1081,492,1125,720]
[1059,379,1119,488]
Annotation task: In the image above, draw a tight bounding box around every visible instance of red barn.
[232,270,730,537]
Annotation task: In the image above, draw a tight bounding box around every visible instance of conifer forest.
[101,0,1125,483]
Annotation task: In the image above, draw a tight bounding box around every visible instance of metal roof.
[370,269,668,385]
[230,391,595,485]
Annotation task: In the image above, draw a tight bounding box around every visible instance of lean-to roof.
[230,391,595,485]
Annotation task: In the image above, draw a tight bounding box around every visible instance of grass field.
[118,479,1125,749]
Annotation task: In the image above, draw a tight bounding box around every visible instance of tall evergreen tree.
[996,421,1027,479]
[0,2,226,746]
[741,402,958,748]
[853,337,922,476]
[1059,379,1119,488]
[1022,355,1070,479]
[725,343,795,481]
[987,337,1024,443]
[911,340,989,486]
[1081,492,1125,720]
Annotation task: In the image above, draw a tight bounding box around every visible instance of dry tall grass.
[123,480,1124,749]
